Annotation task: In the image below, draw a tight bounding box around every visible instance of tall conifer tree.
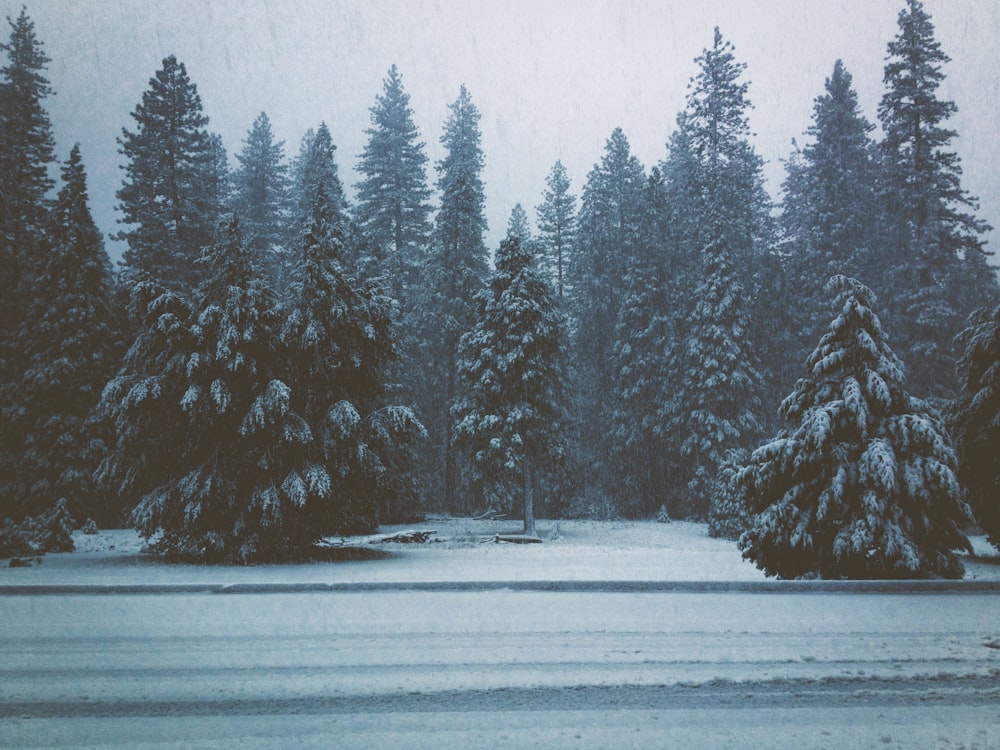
[877,0,998,400]
[781,60,879,380]
[11,146,120,523]
[453,223,566,535]
[233,111,289,285]
[413,85,488,509]
[116,55,223,298]
[0,8,58,519]
[535,161,576,302]
[355,65,432,299]
[567,128,646,511]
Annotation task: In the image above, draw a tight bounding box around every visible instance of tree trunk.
[523,459,536,537]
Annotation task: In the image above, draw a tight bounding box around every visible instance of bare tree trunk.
[523,459,536,537]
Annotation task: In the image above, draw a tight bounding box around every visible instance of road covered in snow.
[2,584,999,749]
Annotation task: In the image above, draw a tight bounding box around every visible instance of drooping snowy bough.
[739,276,972,579]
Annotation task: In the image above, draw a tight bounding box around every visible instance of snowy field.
[2,520,999,749]
[2,517,999,585]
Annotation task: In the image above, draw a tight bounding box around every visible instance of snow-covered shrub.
[0,500,76,558]
[740,276,972,579]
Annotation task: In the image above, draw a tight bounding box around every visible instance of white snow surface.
[1,517,997,584]
[2,519,999,749]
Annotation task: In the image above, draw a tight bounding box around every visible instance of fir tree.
[355,64,432,298]
[413,84,489,509]
[949,304,1000,547]
[740,276,972,579]
[535,160,576,301]
[116,55,224,298]
[12,146,119,523]
[877,0,998,400]
[233,111,289,284]
[453,225,567,535]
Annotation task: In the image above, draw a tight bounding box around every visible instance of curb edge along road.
[2,580,1000,595]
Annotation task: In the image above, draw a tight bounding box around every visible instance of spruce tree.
[877,0,998,400]
[413,85,489,509]
[453,224,566,535]
[116,55,223,297]
[740,276,972,579]
[13,146,119,524]
[949,304,1000,547]
[233,111,289,285]
[535,160,576,302]
[355,64,432,298]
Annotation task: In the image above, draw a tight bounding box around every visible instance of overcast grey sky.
[7,0,1000,261]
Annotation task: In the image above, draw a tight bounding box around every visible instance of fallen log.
[315,529,437,548]
[493,534,543,545]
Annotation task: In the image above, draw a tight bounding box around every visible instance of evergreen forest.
[1,1,998,576]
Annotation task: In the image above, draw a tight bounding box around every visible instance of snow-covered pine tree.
[116,55,224,298]
[676,28,779,418]
[411,84,489,510]
[567,128,646,514]
[355,64,432,300]
[949,304,1000,547]
[535,160,576,302]
[127,216,300,561]
[233,111,288,282]
[740,276,972,579]
[289,123,347,246]
[0,6,54,286]
[668,238,763,520]
[13,146,120,524]
[283,185,424,532]
[607,170,675,517]
[0,8,57,513]
[877,0,998,401]
[682,28,771,270]
[781,60,879,390]
[97,281,196,530]
[453,221,567,536]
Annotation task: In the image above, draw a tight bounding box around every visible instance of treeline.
[1,2,998,570]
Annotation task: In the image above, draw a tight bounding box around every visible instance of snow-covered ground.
[2,519,999,749]
[2,517,998,584]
